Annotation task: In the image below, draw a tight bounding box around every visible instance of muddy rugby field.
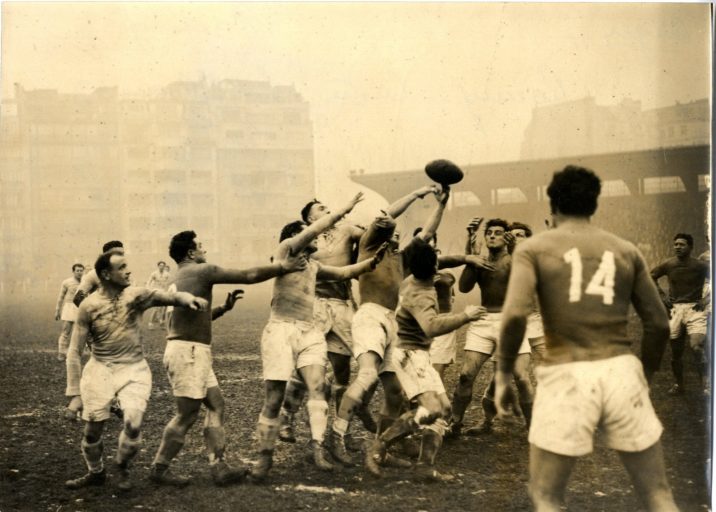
[0,297,711,512]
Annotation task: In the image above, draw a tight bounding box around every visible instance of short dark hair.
[485,218,509,232]
[280,221,306,242]
[300,200,321,223]
[509,222,532,238]
[674,233,694,247]
[94,251,119,280]
[72,263,84,272]
[102,240,123,253]
[408,238,438,280]
[547,165,601,217]
[169,231,198,263]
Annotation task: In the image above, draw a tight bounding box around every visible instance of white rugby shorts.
[80,358,151,422]
[314,298,354,356]
[163,340,219,399]
[351,302,397,373]
[261,318,327,381]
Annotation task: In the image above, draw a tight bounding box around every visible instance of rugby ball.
[425,159,464,185]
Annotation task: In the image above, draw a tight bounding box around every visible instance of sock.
[306,399,329,443]
[379,410,418,446]
[451,394,472,424]
[519,401,533,429]
[257,415,280,452]
[418,426,444,465]
[81,438,104,473]
[332,384,347,416]
[153,422,186,466]
[282,372,307,415]
[116,430,141,468]
[482,395,497,424]
[332,417,349,437]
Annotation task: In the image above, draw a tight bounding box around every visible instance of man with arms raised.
[251,192,389,480]
[150,231,307,487]
[651,233,710,395]
[64,251,208,491]
[278,185,443,443]
[495,165,676,512]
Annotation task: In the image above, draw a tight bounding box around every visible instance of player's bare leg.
[688,333,708,392]
[299,364,334,471]
[433,363,449,385]
[668,337,686,394]
[513,354,534,428]
[252,380,287,482]
[57,321,73,361]
[66,421,107,489]
[449,350,491,437]
[618,442,678,511]
[113,408,145,491]
[528,444,577,512]
[203,386,249,485]
[151,397,198,487]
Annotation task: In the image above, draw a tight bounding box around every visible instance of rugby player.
[55,263,84,361]
[365,239,486,480]
[64,251,208,491]
[251,192,390,480]
[150,231,307,487]
[278,185,441,444]
[495,165,677,511]
[448,218,535,437]
[146,261,171,329]
[651,233,710,395]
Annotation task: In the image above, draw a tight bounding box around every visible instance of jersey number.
[563,248,615,305]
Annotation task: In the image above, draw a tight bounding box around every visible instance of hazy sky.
[0,2,711,204]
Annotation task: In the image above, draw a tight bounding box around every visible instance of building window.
[642,176,686,195]
[453,191,481,207]
[602,180,631,197]
[492,187,527,205]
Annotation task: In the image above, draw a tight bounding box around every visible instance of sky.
[0,2,711,204]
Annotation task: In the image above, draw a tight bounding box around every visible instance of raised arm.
[465,218,484,255]
[415,187,450,243]
[208,253,307,285]
[438,254,496,272]
[317,242,389,281]
[385,185,438,219]
[634,255,671,383]
[65,306,90,397]
[73,272,97,306]
[284,193,364,255]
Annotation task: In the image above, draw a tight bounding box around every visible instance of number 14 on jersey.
[563,248,616,305]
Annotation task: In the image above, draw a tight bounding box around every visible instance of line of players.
[56,163,707,511]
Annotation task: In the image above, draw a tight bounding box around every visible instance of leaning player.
[64,250,208,491]
[251,192,389,480]
[651,233,710,395]
[365,239,486,480]
[495,165,677,512]
[55,263,84,361]
[278,185,442,444]
[449,218,535,437]
[149,231,307,487]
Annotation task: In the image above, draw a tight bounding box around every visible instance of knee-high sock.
[332,384,347,416]
[378,410,417,446]
[482,395,497,424]
[81,438,104,473]
[451,393,472,424]
[519,401,533,429]
[281,372,307,416]
[153,420,186,466]
[116,430,142,468]
[418,421,446,466]
[306,399,329,442]
[203,409,226,464]
[257,414,280,453]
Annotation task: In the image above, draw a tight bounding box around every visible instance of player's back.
[166,263,214,344]
[520,223,642,364]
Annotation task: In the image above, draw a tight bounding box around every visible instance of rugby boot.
[310,440,334,471]
[464,420,493,437]
[395,436,421,459]
[364,438,387,477]
[327,431,355,467]
[355,405,378,434]
[444,421,462,440]
[211,460,249,486]
[65,469,106,489]
[250,450,273,483]
[115,464,132,492]
[413,463,455,483]
[382,452,413,468]
[149,464,191,487]
[278,412,297,443]
[344,432,363,452]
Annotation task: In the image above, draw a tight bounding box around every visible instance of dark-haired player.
[651,233,710,395]
[365,239,486,480]
[150,231,307,487]
[495,165,676,512]
[55,263,84,361]
[64,251,208,491]
[278,186,437,443]
[252,193,390,480]
[449,218,535,437]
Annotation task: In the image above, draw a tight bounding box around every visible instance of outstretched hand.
[436,185,450,205]
[343,192,365,214]
[416,185,440,199]
[224,289,244,311]
[467,217,484,233]
[281,252,309,274]
[189,297,210,311]
[465,255,496,272]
